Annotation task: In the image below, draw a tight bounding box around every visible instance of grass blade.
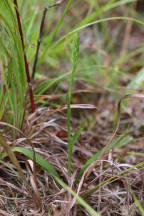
[68,124,83,177]
[0,145,100,215]
[0,146,60,179]
[0,135,30,191]
[128,67,144,89]
[75,133,128,185]
[82,161,144,198]
[0,0,27,127]
[67,33,79,176]
[39,0,74,65]
[51,17,144,51]
[130,189,144,215]
[54,176,101,216]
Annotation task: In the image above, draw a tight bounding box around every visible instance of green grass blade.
[1,145,100,215]
[0,0,27,127]
[39,0,74,65]
[54,176,101,216]
[116,135,133,147]
[35,71,71,95]
[75,133,127,185]
[0,135,30,190]
[40,0,135,60]
[51,17,144,52]
[75,0,136,28]
[128,67,144,89]
[82,161,144,197]
[75,0,116,27]
[0,146,60,179]
[68,124,83,177]
[130,189,144,215]
[67,33,79,176]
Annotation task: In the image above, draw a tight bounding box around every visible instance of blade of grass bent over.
[41,0,135,59]
[74,0,136,29]
[51,17,144,51]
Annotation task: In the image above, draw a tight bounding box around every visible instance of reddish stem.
[13,0,35,113]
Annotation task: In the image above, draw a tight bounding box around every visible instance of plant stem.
[31,0,64,81]
[13,0,35,113]
[31,7,48,81]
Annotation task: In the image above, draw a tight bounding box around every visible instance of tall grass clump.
[0,0,35,129]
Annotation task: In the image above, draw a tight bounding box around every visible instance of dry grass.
[0,89,144,215]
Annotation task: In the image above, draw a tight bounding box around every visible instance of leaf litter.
[0,88,144,215]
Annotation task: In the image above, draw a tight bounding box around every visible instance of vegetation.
[0,0,144,215]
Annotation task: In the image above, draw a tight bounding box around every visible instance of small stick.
[31,0,64,81]
[13,0,35,113]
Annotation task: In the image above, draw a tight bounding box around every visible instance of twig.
[31,0,64,81]
[13,0,35,113]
